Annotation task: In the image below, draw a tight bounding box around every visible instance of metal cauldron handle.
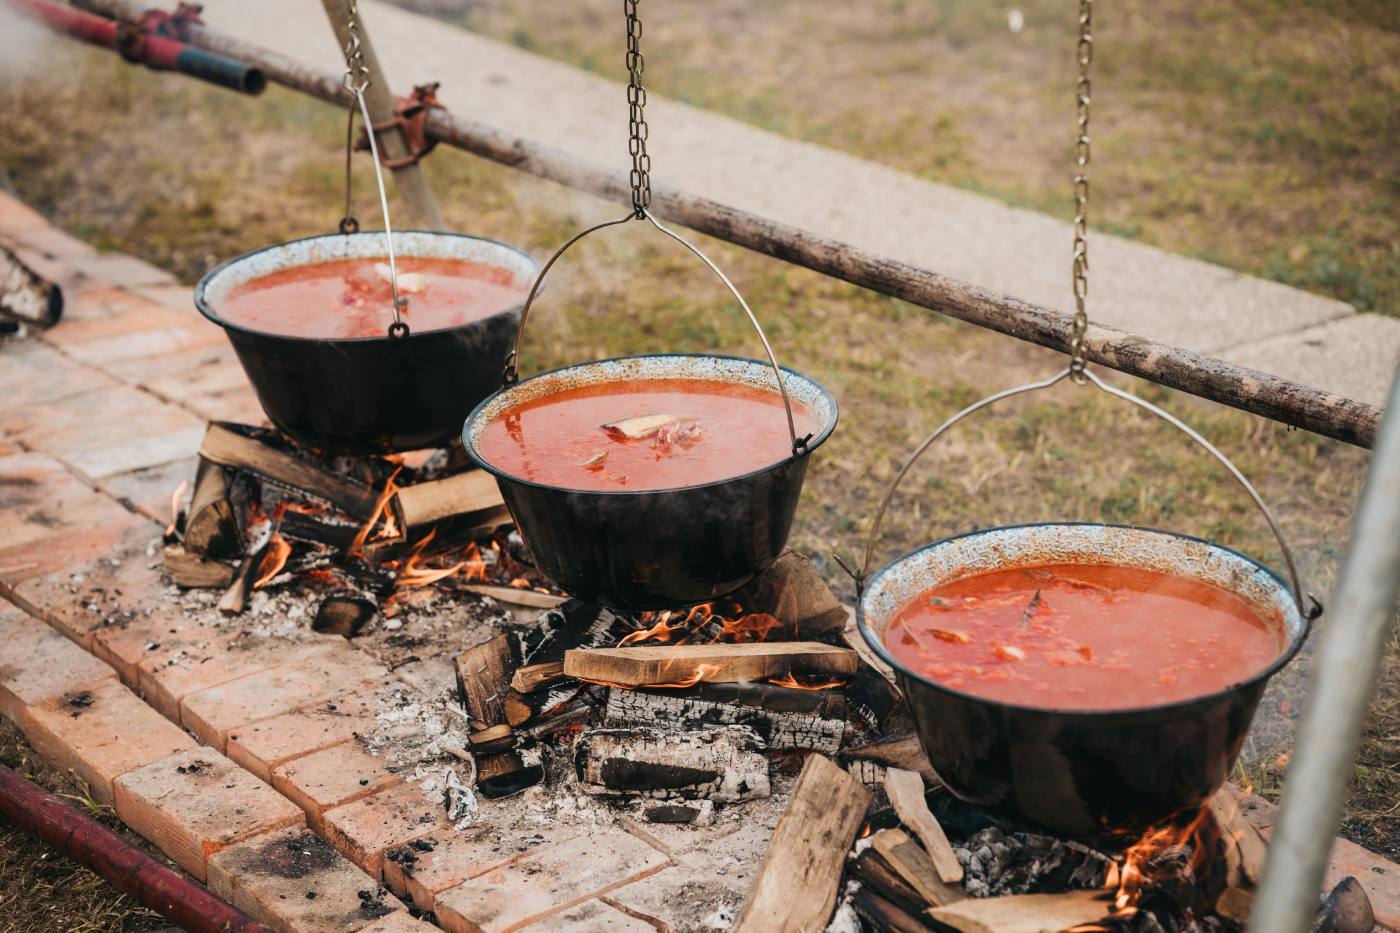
[501,208,812,457]
[847,366,1319,618]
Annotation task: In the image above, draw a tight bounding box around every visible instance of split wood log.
[513,601,643,666]
[277,508,361,551]
[847,656,909,733]
[727,551,849,641]
[1208,785,1269,922]
[842,735,940,788]
[850,850,936,917]
[162,544,235,589]
[312,594,377,637]
[200,423,377,520]
[885,768,962,883]
[849,886,939,933]
[453,634,543,798]
[926,889,1113,933]
[605,686,846,754]
[217,520,273,615]
[510,661,567,694]
[183,460,240,558]
[847,759,889,789]
[0,244,61,329]
[732,754,872,933]
[84,0,1382,448]
[573,726,769,802]
[458,584,567,609]
[868,828,965,909]
[392,469,505,531]
[565,642,858,689]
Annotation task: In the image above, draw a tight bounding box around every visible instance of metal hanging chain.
[1068,0,1092,381]
[338,0,407,336]
[624,0,652,216]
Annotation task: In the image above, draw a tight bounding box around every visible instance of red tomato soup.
[883,563,1281,710]
[218,257,524,339]
[477,378,820,492]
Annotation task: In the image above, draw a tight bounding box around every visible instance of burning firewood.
[511,661,567,693]
[199,424,378,521]
[457,584,566,609]
[733,754,871,932]
[884,768,963,883]
[605,685,847,754]
[453,634,544,798]
[564,642,858,689]
[868,827,966,908]
[217,515,274,615]
[926,889,1112,933]
[391,469,507,537]
[183,460,243,559]
[573,725,770,802]
[162,544,235,589]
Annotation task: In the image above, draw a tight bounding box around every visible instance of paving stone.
[182,384,268,425]
[0,600,117,722]
[228,686,388,783]
[114,747,304,881]
[13,223,97,260]
[321,780,463,880]
[0,191,48,233]
[272,740,404,832]
[98,340,239,384]
[208,826,404,933]
[382,825,566,913]
[64,252,178,288]
[140,633,323,723]
[0,452,143,575]
[131,283,195,311]
[181,645,390,751]
[22,678,196,806]
[527,899,657,932]
[390,657,457,703]
[0,339,115,409]
[10,523,167,647]
[356,911,439,933]
[61,281,154,322]
[0,384,205,479]
[432,829,670,933]
[92,605,229,688]
[100,456,198,523]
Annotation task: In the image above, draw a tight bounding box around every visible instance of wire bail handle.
[500,0,809,457]
[337,0,408,339]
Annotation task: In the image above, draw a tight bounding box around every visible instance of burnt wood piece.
[162,545,235,589]
[453,634,543,798]
[276,508,362,550]
[200,423,377,520]
[732,754,871,932]
[512,601,644,667]
[846,655,910,734]
[605,687,846,753]
[0,244,61,329]
[849,886,939,933]
[850,850,935,918]
[1313,877,1376,933]
[393,469,506,531]
[574,726,769,802]
[727,550,849,641]
[510,661,567,694]
[847,759,889,790]
[1208,785,1268,922]
[217,522,273,615]
[868,828,965,908]
[842,735,940,788]
[184,460,240,558]
[565,643,858,689]
[312,594,377,637]
[926,889,1112,933]
[884,768,962,884]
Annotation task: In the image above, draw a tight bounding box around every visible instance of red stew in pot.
[884,563,1281,709]
[476,378,820,492]
[219,257,525,339]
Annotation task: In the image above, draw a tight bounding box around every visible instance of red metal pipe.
[0,764,275,933]
[7,0,119,47]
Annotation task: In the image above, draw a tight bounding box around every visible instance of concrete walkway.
[200,0,1399,408]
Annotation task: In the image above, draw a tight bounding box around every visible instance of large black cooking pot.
[857,522,1311,840]
[195,231,538,453]
[463,353,839,611]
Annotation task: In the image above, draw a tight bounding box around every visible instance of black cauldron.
[857,522,1311,840]
[463,353,838,611]
[196,231,538,453]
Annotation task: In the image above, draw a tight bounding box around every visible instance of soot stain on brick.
[64,691,94,717]
[250,831,339,879]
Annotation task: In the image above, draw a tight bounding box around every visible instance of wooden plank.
[868,828,965,908]
[200,424,377,520]
[927,890,1112,933]
[459,584,567,609]
[565,643,858,689]
[884,768,963,884]
[392,469,504,530]
[732,754,871,933]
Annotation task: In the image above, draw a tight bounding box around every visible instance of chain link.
[1068,0,1093,381]
[624,0,651,216]
[341,0,371,94]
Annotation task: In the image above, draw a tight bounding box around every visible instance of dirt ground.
[0,2,1396,926]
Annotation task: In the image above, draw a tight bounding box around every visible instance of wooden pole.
[318,0,443,231]
[80,0,1384,448]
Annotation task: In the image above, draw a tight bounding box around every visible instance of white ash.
[703,907,737,930]
[825,881,862,933]
[443,767,480,827]
[955,826,1110,898]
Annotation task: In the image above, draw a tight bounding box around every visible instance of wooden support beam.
[565,643,858,689]
[733,754,871,933]
[82,0,1381,448]
[318,0,443,230]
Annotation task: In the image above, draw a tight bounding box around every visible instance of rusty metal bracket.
[136,1,203,40]
[355,82,442,169]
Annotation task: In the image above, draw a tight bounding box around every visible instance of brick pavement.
[1,190,1396,931]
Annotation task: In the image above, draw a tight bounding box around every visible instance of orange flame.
[349,466,402,556]
[166,478,188,537]
[253,533,293,589]
[720,612,782,643]
[767,672,849,691]
[579,663,723,691]
[619,610,685,646]
[1112,808,1210,914]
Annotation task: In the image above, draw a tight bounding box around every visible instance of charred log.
[573,726,769,802]
[604,686,845,753]
[312,594,378,637]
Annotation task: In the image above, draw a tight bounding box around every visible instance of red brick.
[13,224,97,261]
[0,511,151,586]
[383,825,564,913]
[433,830,670,933]
[61,281,152,322]
[534,900,658,932]
[181,645,390,750]
[64,252,176,288]
[22,678,196,806]
[10,522,167,647]
[207,826,405,933]
[63,321,225,368]
[138,634,321,723]
[0,191,48,233]
[114,748,304,881]
[0,601,116,722]
[99,457,198,524]
[357,912,439,933]
[131,283,194,311]
[228,687,386,783]
[0,340,115,409]
[98,341,238,384]
[273,741,403,832]
[93,607,227,688]
[321,781,462,880]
